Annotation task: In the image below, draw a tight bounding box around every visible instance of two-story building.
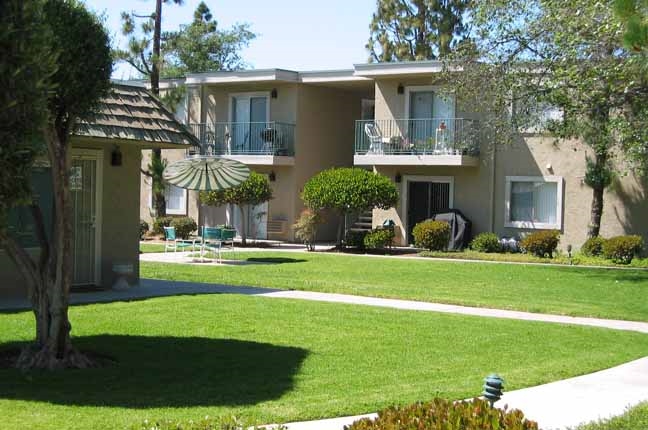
[143,61,648,249]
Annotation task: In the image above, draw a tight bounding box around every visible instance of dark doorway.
[407,181,451,243]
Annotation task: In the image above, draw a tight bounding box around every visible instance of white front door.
[71,151,102,286]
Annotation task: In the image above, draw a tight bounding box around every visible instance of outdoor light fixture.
[111,145,122,166]
[397,83,404,94]
[482,374,504,407]
[269,171,276,182]
[395,172,402,183]
[271,88,278,98]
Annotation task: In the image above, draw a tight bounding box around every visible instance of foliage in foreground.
[412,220,451,251]
[581,236,607,257]
[602,235,644,264]
[364,228,395,250]
[345,398,537,430]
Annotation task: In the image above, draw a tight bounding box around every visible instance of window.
[513,93,563,133]
[505,176,563,229]
[149,184,187,216]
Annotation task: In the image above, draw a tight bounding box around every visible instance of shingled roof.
[75,84,198,147]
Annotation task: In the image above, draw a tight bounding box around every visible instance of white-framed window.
[149,184,187,216]
[505,176,563,230]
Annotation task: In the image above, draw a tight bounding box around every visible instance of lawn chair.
[219,228,237,261]
[200,226,223,262]
[163,226,197,253]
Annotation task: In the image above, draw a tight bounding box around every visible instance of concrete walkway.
[3,278,648,429]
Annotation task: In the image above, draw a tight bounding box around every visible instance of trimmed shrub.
[345,230,368,249]
[602,235,644,264]
[139,220,149,240]
[581,236,606,257]
[470,232,502,253]
[293,209,323,251]
[152,216,174,235]
[345,397,538,430]
[412,220,450,251]
[364,228,395,250]
[170,217,197,240]
[520,230,560,258]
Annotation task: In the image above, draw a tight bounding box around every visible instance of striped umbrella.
[163,156,250,191]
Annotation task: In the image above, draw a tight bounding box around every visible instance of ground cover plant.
[141,251,648,321]
[2,295,648,430]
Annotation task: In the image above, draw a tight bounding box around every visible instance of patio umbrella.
[163,156,250,191]
[163,156,250,262]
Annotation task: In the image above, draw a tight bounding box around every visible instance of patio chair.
[364,123,386,154]
[200,226,223,262]
[219,228,237,260]
[163,226,197,253]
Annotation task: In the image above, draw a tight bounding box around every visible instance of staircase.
[347,210,373,233]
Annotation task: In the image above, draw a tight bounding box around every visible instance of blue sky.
[82,0,377,79]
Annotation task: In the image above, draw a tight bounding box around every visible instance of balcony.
[354,118,480,167]
[188,122,295,165]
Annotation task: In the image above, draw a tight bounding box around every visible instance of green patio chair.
[200,226,223,262]
[220,228,237,261]
[163,226,197,253]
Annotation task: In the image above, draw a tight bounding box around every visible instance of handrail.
[188,121,295,156]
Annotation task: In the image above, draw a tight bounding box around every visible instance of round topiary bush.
[470,232,502,253]
[581,236,606,257]
[602,235,644,264]
[345,397,538,430]
[520,230,560,258]
[412,220,450,251]
[170,216,198,239]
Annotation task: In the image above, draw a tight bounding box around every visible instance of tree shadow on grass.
[245,257,307,264]
[0,335,308,408]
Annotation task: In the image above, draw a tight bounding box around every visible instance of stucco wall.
[0,138,143,299]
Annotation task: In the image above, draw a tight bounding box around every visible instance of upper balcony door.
[406,87,456,147]
[230,93,269,153]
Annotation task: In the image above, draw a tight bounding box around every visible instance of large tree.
[0,0,112,369]
[446,0,648,238]
[163,2,255,76]
[367,0,471,62]
[615,0,648,52]
[115,0,184,218]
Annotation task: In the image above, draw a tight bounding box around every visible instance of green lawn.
[578,402,648,430]
[141,251,648,321]
[2,295,648,430]
[140,242,166,253]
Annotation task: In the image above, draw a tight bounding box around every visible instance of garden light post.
[483,373,504,407]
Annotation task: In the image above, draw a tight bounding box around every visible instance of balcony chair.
[364,123,386,154]
[163,226,197,253]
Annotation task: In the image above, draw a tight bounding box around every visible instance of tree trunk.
[152,149,166,217]
[239,205,247,245]
[336,214,345,247]
[8,125,95,370]
[588,182,605,238]
[149,0,166,217]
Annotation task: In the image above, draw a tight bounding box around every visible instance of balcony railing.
[355,118,480,156]
[188,122,295,156]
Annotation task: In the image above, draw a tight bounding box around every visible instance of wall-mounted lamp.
[269,171,276,182]
[271,88,278,99]
[397,83,404,94]
[111,145,122,166]
[395,172,402,183]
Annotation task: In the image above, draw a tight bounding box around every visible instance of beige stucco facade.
[1,138,143,299]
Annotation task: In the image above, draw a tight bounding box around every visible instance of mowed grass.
[2,294,648,430]
[141,251,648,321]
[578,402,648,430]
